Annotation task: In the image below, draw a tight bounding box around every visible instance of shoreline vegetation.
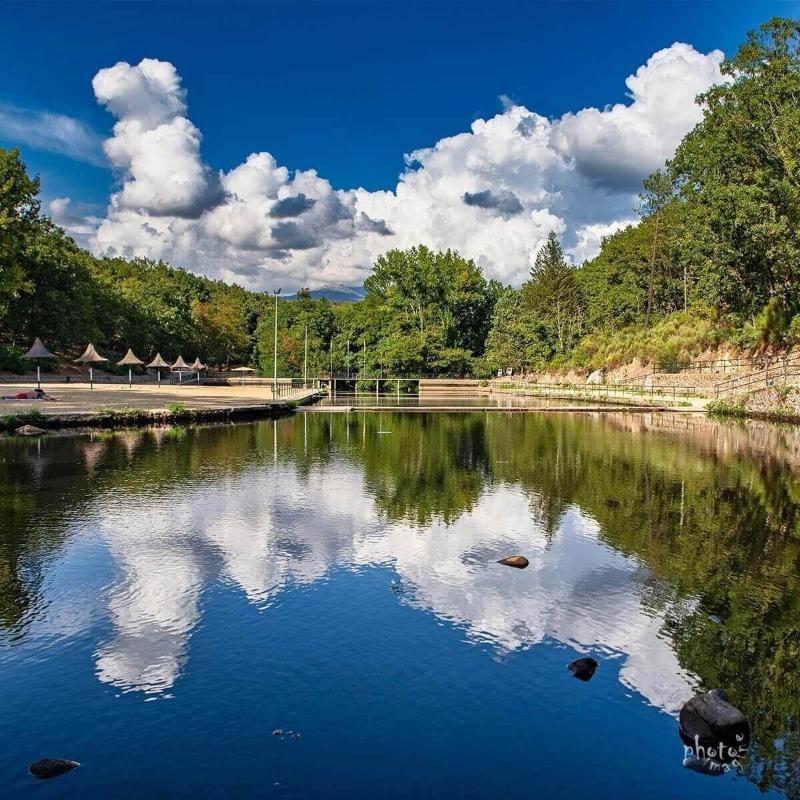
[2,20,800,427]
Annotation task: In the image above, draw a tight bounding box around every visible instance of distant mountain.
[286,285,366,302]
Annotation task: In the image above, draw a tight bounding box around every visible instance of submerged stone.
[15,425,46,436]
[568,657,598,681]
[497,555,529,569]
[273,729,301,741]
[29,759,80,779]
[679,690,750,752]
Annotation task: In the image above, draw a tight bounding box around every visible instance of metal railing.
[713,353,800,398]
[491,381,703,403]
[655,356,763,374]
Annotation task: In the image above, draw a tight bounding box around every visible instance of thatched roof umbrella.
[75,344,108,391]
[190,357,206,385]
[231,366,255,386]
[22,338,56,390]
[117,348,144,388]
[147,353,169,385]
[171,355,189,384]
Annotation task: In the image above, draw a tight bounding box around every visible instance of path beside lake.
[0,382,317,418]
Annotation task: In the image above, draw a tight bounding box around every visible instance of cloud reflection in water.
[88,452,696,711]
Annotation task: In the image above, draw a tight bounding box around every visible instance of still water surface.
[1,411,799,798]
[317,391,614,408]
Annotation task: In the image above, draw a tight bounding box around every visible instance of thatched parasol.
[190,357,206,385]
[147,353,170,385]
[117,348,144,388]
[74,343,108,390]
[171,355,189,384]
[75,343,108,364]
[23,338,56,389]
[231,366,255,386]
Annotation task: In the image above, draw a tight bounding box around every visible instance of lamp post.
[304,323,308,389]
[346,339,350,379]
[272,288,281,398]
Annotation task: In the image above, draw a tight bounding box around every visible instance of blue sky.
[1,1,797,289]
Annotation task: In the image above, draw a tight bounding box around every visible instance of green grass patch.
[95,405,150,422]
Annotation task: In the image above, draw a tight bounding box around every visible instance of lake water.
[317,390,623,408]
[1,411,799,798]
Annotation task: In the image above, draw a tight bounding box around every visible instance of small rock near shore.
[497,555,529,569]
[568,657,598,681]
[15,425,47,437]
[29,759,80,779]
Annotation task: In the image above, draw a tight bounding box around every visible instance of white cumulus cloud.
[84,45,724,290]
[92,59,223,218]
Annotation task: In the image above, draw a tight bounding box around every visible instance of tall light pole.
[303,323,308,388]
[272,288,281,396]
[346,339,350,379]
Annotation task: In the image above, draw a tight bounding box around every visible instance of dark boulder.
[679,691,750,754]
[497,556,529,569]
[29,759,80,779]
[568,657,598,682]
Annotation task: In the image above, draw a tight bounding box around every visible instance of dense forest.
[1,17,799,378]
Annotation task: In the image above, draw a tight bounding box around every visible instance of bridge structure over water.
[313,375,485,399]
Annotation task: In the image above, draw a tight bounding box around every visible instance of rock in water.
[15,425,46,437]
[679,690,750,751]
[497,556,529,569]
[568,657,598,681]
[29,759,80,779]
[683,755,724,777]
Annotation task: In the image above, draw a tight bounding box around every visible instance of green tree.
[191,292,251,366]
[524,232,584,357]
[256,290,335,377]
[0,148,39,324]
[638,168,677,327]
[671,17,800,317]
[364,246,491,356]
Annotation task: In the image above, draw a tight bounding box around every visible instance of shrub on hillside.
[568,305,731,372]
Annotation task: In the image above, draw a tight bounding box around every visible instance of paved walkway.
[0,383,315,417]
